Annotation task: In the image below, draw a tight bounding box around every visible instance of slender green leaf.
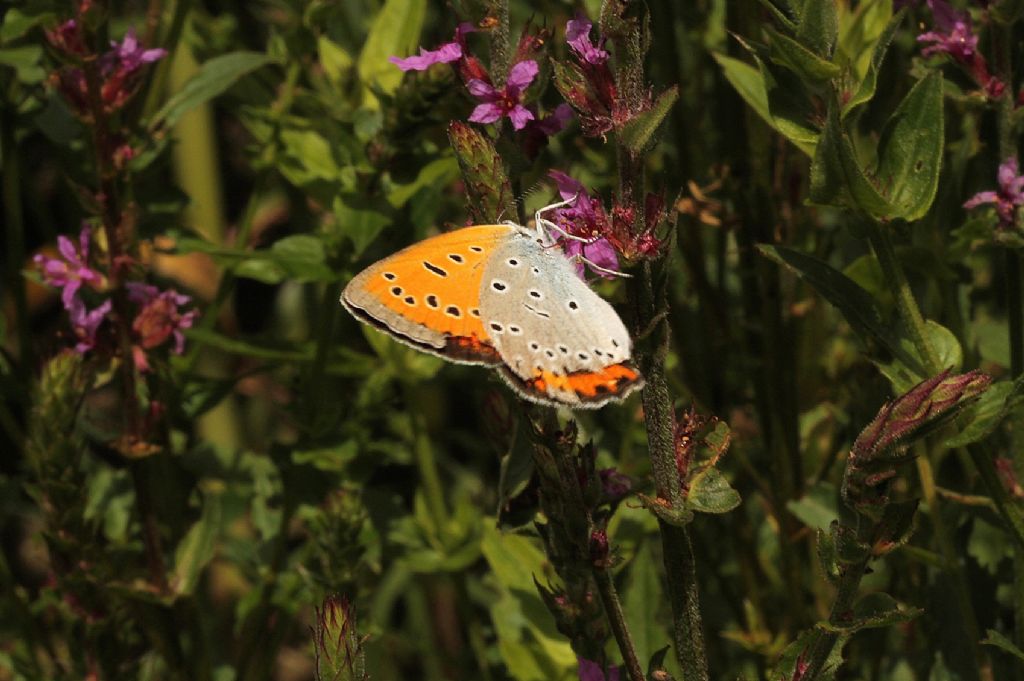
[619,86,679,153]
[172,493,223,596]
[150,52,274,131]
[797,0,838,58]
[758,244,917,369]
[810,103,894,217]
[842,8,904,117]
[767,27,840,83]
[982,629,1024,663]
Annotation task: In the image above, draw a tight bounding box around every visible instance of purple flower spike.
[546,170,620,278]
[578,658,620,681]
[566,16,609,65]
[34,223,103,311]
[111,28,168,73]
[467,60,538,130]
[69,298,112,354]
[964,157,1024,229]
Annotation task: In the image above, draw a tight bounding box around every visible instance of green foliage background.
[2,0,1024,680]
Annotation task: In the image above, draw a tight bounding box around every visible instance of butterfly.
[341,205,643,408]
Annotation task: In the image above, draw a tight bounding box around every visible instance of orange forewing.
[346,225,514,362]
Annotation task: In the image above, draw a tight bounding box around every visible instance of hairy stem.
[592,567,644,681]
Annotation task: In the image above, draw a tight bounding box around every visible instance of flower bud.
[313,595,368,681]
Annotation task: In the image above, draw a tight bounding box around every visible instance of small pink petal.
[507,105,535,130]
[506,60,539,92]
[466,78,496,99]
[468,102,504,124]
[963,191,998,209]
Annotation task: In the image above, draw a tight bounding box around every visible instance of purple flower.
[127,282,199,356]
[389,22,476,71]
[68,297,112,353]
[917,1,978,61]
[533,103,574,136]
[598,468,632,501]
[547,170,620,278]
[964,157,1024,228]
[34,223,103,310]
[109,28,167,73]
[467,60,538,130]
[915,1,1003,97]
[566,16,609,65]
[579,658,620,681]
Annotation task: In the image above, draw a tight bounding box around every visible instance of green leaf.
[318,35,354,87]
[874,71,944,221]
[0,8,55,43]
[619,85,679,153]
[183,328,312,362]
[172,492,223,596]
[387,158,459,208]
[947,377,1024,447]
[872,499,919,556]
[357,0,427,106]
[713,53,770,124]
[796,0,838,58]
[767,27,840,83]
[0,46,45,83]
[982,629,1024,663]
[758,244,919,370]
[333,196,393,259]
[687,467,741,514]
[480,523,576,679]
[810,102,894,218]
[842,8,904,117]
[787,481,839,531]
[772,629,848,681]
[969,518,1009,575]
[622,540,664,663]
[820,592,922,633]
[150,52,274,131]
[713,51,818,156]
[817,526,840,582]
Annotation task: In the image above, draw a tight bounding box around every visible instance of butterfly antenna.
[570,252,633,279]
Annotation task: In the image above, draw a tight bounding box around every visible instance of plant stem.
[866,221,993,676]
[802,553,870,681]
[1,101,31,372]
[627,266,709,681]
[866,221,939,372]
[916,452,988,681]
[592,567,645,681]
[992,21,1024,677]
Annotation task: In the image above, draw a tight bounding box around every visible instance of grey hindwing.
[477,231,633,383]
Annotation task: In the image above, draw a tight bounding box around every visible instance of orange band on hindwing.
[527,363,642,402]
